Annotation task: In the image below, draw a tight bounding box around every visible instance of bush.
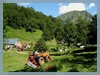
[49,48,57,52]
[26,27,36,33]
[34,38,48,52]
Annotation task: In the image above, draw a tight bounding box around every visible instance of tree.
[42,28,51,41]
[26,27,35,33]
[64,22,77,47]
[34,38,48,52]
[3,19,7,38]
[54,20,64,42]
[88,14,97,44]
[55,27,64,42]
[76,17,89,44]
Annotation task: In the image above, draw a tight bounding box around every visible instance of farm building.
[3,38,22,49]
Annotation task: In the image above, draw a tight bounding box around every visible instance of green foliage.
[34,38,48,52]
[42,28,51,41]
[64,21,77,46]
[3,3,97,48]
[26,27,36,33]
[3,3,63,42]
[88,14,97,44]
[3,19,7,38]
[76,17,89,44]
[55,27,64,41]
[54,20,64,41]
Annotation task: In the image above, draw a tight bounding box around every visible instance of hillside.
[3,3,62,41]
[57,11,92,24]
[5,26,42,44]
[3,3,97,48]
[5,26,57,48]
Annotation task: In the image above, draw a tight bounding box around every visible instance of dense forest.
[3,3,97,47]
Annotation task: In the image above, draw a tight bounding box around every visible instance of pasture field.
[5,27,43,44]
[3,45,97,72]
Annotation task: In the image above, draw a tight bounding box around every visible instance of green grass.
[5,26,43,44]
[46,39,57,47]
[3,45,97,72]
[3,50,29,72]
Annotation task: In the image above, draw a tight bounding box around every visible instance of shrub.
[34,38,48,52]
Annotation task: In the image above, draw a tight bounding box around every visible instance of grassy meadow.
[5,26,43,44]
[3,45,97,72]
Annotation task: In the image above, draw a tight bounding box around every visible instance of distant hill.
[57,11,92,24]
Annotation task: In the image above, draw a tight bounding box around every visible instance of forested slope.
[3,3,97,46]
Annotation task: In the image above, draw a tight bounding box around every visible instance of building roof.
[3,38,18,45]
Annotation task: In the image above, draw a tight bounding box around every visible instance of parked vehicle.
[26,52,51,68]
